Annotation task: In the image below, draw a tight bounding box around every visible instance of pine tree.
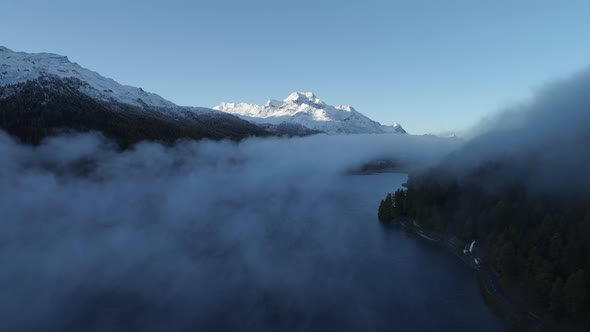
[392,189,407,217]
[563,269,588,318]
[378,193,394,223]
[550,277,564,317]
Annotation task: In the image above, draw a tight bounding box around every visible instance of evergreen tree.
[550,277,565,317]
[392,189,407,217]
[463,217,475,240]
[563,269,588,319]
[378,193,393,223]
[381,165,590,324]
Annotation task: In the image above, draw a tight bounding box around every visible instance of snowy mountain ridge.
[214,92,406,135]
[0,46,405,139]
[0,46,177,110]
[0,46,270,145]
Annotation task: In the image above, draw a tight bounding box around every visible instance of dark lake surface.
[178,173,506,331]
[11,173,505,331]
[273,173,506,332]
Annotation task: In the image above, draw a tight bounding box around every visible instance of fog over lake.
[0,132,504,331]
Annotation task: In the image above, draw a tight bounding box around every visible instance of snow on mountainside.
[0,46,271,145]
[214,92,406,134]
[0,46,177,109]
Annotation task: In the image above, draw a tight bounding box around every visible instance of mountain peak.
[265,99,282,108]
[283,91,325,106]
[390,123,407,134]
[215,93,405,135]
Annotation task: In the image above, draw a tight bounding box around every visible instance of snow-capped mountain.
[0,46,177,109]
[214,92,406,135]
[0,46,269,145]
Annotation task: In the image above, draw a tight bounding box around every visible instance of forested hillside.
[379,163,590,326]
[0,77,270,147]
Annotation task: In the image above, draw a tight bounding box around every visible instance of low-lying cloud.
[0,131,459,331]
[442,68,590,199]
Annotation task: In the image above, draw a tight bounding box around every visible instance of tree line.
[378,163,590,327]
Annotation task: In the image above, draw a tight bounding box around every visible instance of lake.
[9,173,505,331]
[265,173,506,331]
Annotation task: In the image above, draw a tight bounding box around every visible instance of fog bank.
[0,132,459,331]
[443,68,590,199]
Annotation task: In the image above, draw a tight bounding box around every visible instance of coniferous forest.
[379,162,590,327]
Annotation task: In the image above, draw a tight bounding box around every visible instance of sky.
[2,0,590,134]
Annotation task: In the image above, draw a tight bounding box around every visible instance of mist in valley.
[0,132,463,331]
[432,68,590,201]
[3,66,590,330]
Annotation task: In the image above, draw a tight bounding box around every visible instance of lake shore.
[386,218,555,332]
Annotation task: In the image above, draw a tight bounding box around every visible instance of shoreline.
[387,218,553,332]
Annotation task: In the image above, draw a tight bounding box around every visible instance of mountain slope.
[214,92,406,135]
[0,46,270,145]
[0,46,176,109]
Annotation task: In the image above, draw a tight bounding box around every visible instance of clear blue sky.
[3,0,590,134]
